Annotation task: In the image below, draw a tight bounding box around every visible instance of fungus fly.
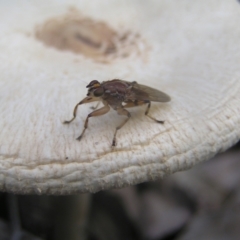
[63,79,171,147]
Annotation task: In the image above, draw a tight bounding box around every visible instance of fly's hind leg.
[124,100,164,123]
[112,108,131,147]
[144,100,164,124]
[76,104,110,141]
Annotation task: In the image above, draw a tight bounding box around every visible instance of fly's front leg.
[144,100,164,124]
[112,108,131,147]
[63,103,80,124]
[63,97,98,124]
[76,104,110,141]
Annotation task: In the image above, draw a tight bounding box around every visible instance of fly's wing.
[131,82,171,102]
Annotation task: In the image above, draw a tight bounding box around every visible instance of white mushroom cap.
[0,0,239,194]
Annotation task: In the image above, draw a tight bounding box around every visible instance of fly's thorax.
[102,80,130,96]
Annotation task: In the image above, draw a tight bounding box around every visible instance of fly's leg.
[144,100,164,124]
[63,102,80,124]
[124,100,164,123]
[63,97,98,124]
[112,108,131,147]
[76,105,110,141]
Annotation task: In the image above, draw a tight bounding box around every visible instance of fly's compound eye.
[93,87,104,97]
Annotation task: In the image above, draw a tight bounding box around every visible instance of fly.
[63,79,171,147]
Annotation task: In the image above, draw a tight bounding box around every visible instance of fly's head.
[86,80,104,98]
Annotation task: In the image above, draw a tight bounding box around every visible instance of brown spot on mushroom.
[35,11,146,62]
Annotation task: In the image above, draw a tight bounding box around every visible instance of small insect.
[63,79,171,147]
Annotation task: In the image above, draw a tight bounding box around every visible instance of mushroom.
[0,0,240,195]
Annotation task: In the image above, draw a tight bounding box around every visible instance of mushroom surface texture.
[0,0,240,194]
